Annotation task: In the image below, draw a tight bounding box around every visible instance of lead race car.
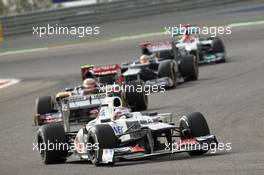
[36,95,218,166]
[171,25,226,64]
[141,25,226,64]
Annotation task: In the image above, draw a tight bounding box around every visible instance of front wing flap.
[199,52,225,64]
[101,135,218,163]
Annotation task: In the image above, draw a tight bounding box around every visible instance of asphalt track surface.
[0,1,264,175]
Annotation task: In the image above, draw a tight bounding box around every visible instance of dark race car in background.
[34,64,147,126]
[121,41,199,90]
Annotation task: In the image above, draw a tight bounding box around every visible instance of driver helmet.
[180,25,194,43]
[112,107,130,120]
[139,55,150,64]
[181,33,193,43]
[83,78,97,94]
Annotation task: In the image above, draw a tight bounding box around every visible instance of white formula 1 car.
[141,25,226,64]
[37,95,218,166]
[175,36,226,64]
[174,25,226,64]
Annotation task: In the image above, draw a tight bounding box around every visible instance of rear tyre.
[158,60,177,87]
[180,55,198,81]
[36,96,54,115]
[37,123,68,164]
[87,124,118,166]
[179,112,210,155]
[125,80,148,111]
[35,96,55,126]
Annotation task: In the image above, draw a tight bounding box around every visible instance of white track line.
[0,48,48,57]
[228,20,264,27]
[0,20,264,56]
[109,32,164,42]
[109,20,264,42]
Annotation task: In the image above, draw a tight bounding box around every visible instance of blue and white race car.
[36,95,218,166]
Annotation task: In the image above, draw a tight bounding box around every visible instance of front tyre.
[87,124,118,166]
[179,112,210,155]
[180,55,198,81]
[158,60,177,87]
[35,96,55,126]
[37,123,68,164]
[36,96,54,115]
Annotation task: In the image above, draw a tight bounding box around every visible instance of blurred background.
[0,0,263,52]
[0,0,117,16]
[0,1,264,174]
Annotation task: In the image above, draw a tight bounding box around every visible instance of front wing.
[199,52,225,64]
[100,135,217,163]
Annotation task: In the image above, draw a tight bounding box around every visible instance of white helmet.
[139,55,150,64]
[112,107,130,120]
[83,78,97,94]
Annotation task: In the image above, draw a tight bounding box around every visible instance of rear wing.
[66,93,106,110]
[62,93,122,132]
[92,64,121,75]
[81,64,121,81]
[61,93,106,132]
[140,41,173,54]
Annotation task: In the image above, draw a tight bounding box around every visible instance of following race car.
[81,64,148,110]
[122,41,199,90]
[34,74,147,126]
[36,95,218,166]
[34,92,110,126]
